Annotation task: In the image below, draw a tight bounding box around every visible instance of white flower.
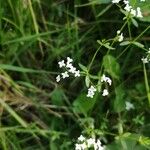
[87,91,95,98]
[136,7,143,18]
[66,57,73,69]
[118,33,124,42]
[106,78,112,86]
[56,75,61,82]
[68,66,76,73]
[101,74,107,82]
[117,30,124,42]
[67,57,73,63]
[80,142,87,149]
[56,57,81,84]
[131,9,136,16]
[112,0,121,3]
[75,144,82,150]
[101,74,112,86]
[124,4,132,12]
[87,86,97,98]
[78,135,85,142]
[147,48,150,54]
[87,138,95,147]
[102,89,109,96]
[123,0,129,4]
[75,135,105,150]
[117,30,121,34]
[89,86,97,92]
[141,57,149,64]
[66,62,73,68]
[140,0,145,2]
[94,139,104,150]
[74,70,80,77]
[58,60,66,68]
[61,71,69,79]
[125,101,134,110]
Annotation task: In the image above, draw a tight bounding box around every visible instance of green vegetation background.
[0,0,150,149]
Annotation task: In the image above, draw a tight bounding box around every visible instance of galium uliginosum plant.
[56,57,112,98]
[55,0,150,149]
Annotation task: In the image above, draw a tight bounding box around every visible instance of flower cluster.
[117,30,124,42]
[141,48,150,64]
[101,74,112,96]
[87,86,97,98]
[112,0,143,18]
[86,75,112,98]
[125,101,134,110]
[75,135,105,150]
[56,57,80,82]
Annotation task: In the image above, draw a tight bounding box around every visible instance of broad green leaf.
[72,94,97,115]
[51,88,65,106]
[114,85,125,112]
[139,136,150,147]
[106,133,147,150]
[103,55,120,79]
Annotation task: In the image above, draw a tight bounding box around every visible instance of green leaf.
[79,63,88,72]
[106,133,147,150]
[88,0,111,4]
[139,136,150,147]
[72,94,97,115]
[132,41,144,48]
[114,85,125,112]
[120,41,130,46]
[51,88,65,106]
[103,55,120,79]
[131,18,139,28]
[97,40,115,50]
[0,64,50,74]
[85,75,90,87]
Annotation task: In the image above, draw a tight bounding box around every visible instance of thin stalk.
[143,63,150,105]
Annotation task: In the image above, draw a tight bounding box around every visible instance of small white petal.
[56,75,61,82]
[125,101,134,110]
[102,89,109,96]
[67,57,73,63]
[101,74,107,82]
[78,135,85,142]
[141,57,149,64]
[74,70,80,77]
[118,33,124,42]
[58,60,66,68]
[136,7,143,18]
[124,4,132,12]
[117,30,121,34]
[68,66,76,73]
[87,138,95,147]
[66,62,73,68]
[123,0,129,4]
[112,0,121,3]
[61,71,69,79]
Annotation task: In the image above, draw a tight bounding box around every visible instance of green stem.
[88,46,102,73]
[143,63,150,105]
